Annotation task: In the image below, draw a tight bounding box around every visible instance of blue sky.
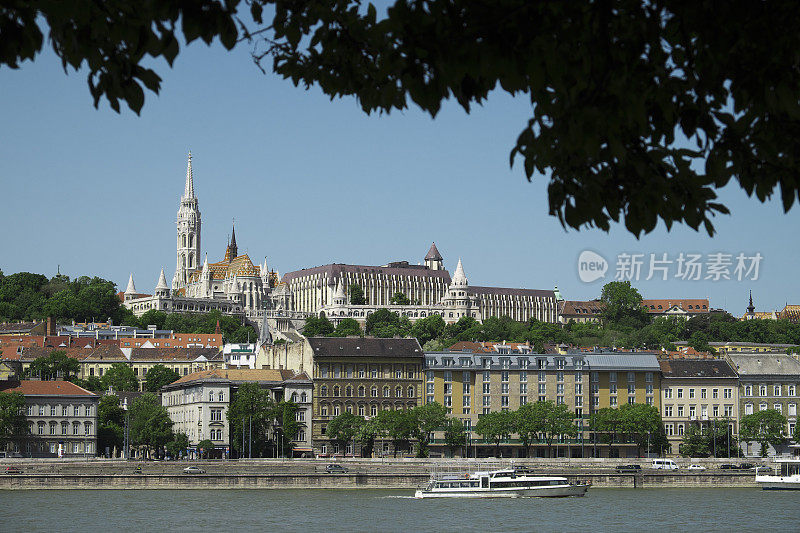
[1,37,798,315]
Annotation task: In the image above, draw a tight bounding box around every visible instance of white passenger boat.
[414,469,590,498]
[756,458,800,490]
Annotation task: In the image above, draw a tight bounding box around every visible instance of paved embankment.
[0,459,760,489]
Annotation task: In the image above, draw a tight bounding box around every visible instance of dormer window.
[519,358,529,369]
[538,358,546,369]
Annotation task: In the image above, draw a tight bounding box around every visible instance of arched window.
[358,386,365,397]
[345,386,352,397]
[346,404,353,414]
[370,404,378,417]
[291,392,298,402]
[209,392,214,401]
[219,392,224,402]
[300,392,307,403]
[333,404,341,416]
[333,386,340,397]
[407,386,414,398]
[371,387,378,398]
[395,386,403,398]
[320,386,328,397]
[383,386,389,398]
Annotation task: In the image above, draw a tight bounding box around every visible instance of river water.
[1,488,797,532]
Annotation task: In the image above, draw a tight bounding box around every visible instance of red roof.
[0,380,97,397]
[641,299,709,313]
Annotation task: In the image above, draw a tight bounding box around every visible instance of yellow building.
[424,351,660,458]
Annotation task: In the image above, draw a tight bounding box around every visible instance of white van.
[652,459,678,470]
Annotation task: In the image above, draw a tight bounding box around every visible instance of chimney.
[46,316,56,336]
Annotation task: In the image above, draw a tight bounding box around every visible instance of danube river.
[1,488,797,532]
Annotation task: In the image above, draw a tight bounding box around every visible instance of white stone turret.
[124,274,136,301]
[155,268,170,297]
[451,258,468,287]
[333,279,347,306]
[173,151,202,289]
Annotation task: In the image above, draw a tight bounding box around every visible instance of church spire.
[183,151,195,199]
[747,290,755,315]
[125,273,136,294]
[224,220,238,262]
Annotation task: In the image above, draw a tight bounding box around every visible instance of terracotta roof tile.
[0,380,98,397]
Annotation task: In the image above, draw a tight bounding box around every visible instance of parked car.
[183,466,206,474]
[738,463,756,470]
[615,464,642,472]
[687,464,706,471]
[753,466,772,474]
[325,464,348,474]
[4,466,22,474]
[719,464,738,470]
[651,459,678,470]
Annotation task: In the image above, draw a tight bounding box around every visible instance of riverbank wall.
[0,459,760,489]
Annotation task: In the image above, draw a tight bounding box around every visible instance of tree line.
[302,281,800,352]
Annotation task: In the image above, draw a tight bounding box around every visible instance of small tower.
[124,274,137,301]
[155,268,170,298]
[332,279,347,306]
[224,222,238,262]
[425,242,444,270]
[174,152,202,289]
[451,258,468,287]
[746,290,756,316]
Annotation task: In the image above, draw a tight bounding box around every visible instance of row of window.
[664,422,733,437]
[319,385,415,398]
[431,357,584,370]
[664,387,735,400]
[28,404,93,417]
[742,384,797,397]
[664,404,735,418]
[743,403,798,416]
[435,371,586,384]
[318,365,418,379]
[320,402,414,418]
[32,421,93,436]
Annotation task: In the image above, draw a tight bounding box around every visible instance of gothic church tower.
[173,152,202,289]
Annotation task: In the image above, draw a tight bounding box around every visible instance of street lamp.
[122,397,129,460]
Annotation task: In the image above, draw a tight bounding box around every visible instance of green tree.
[365,309,412,338]
[793,422,800,444]
[349,284,366,305]
[600,282,648,326]
[0,392,27,446]
[409,402,447,458]
[515,402,547,457]
[538,401,578,457]
[374,409,415,457]
[740,409,788,457]
[475,411,514,457]
[227,383,275,457]
[166,432,189,459]
[443,418,467,457]
[197,439,214,459]
[389,292,410,305]
[302,314,335,337]
[138,309,168,330]
[410,314,446,346]
[24,350,80,381]
[617,403,665,456]
[129,393,173,458]
[678,424,710,458]
[331,318,362,337]
[72,375,103,392]
[590,407,624,445]
[326,412,364,451]
[356,418,379,458]
[97,395,125,456]
[144,364,181,392]
[275,401,300,457]
[100,363,139,392]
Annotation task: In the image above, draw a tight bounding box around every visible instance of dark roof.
[307,337,423,358]
[129,347,222,362]
[281,263,451,283]
[659,359,738,378]
[560,300,605,316]
[469,286,555,299]
[0,322,44,334]
[425,242,443,261]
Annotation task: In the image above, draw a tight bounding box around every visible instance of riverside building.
[727,353,800,456]
[0,380,98,458]
[658,359,739,455]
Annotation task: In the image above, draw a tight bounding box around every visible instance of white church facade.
[123,153,275,319]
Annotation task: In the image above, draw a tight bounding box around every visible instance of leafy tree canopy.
[227,382,275,456]
[740,409,788,457]
[166,432,190,459]
[24,351,80,381]
[0,392,28,443]
[100,363,139,392]
[349,284,366,305]
[302,314,335,337]
[144,364,181,392]
[6,2,800,235]
[326,412,364,445]
[129,393,174,456]
[389,292,410,306]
